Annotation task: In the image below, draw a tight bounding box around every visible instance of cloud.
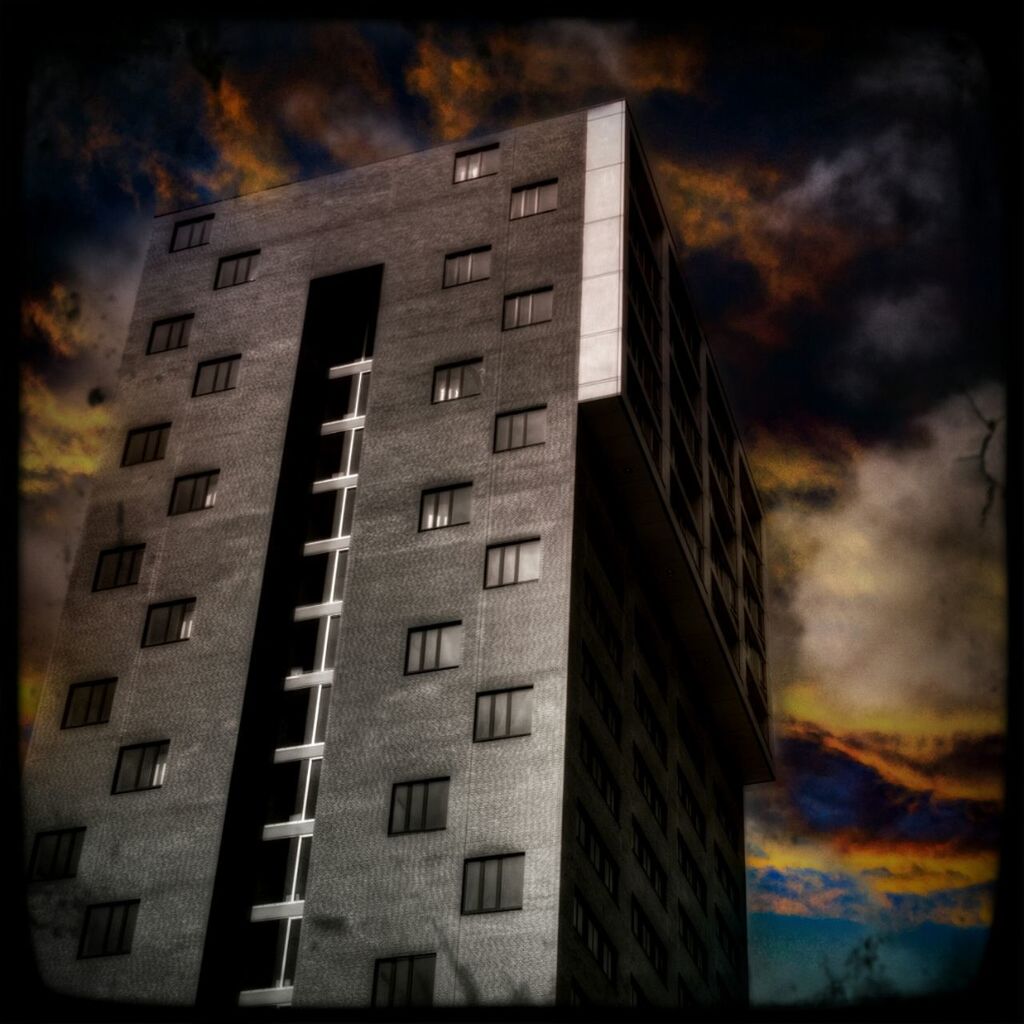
[748,866,873,920]
[22,283,87,359]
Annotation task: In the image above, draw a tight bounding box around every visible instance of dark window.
[631,899,667,982]
[215,249,260,289]
[454,144,499,182]
[372,953,436,1007]
[715,785,742,854]
[635,618,668,697]
[678,767,707,846]
[575,803,618,899]
[631,976,651,1007]
[93,545,144,591]
[420,484,471,531]
[122,423,170,466]
[634,678,667,763]
[29,827,85,881]
[503,288,553,329]
[632,818,667,904]
[78,900,140,958]
[170,214,213,252]
[112,740,169,793]
[510,179,558,219]
[314,428,363,481]
[716,908,740,970]
[324,370,371,420]
[62,678,117,729]
[715,843,741,912]
[580,723,620,820]
[679,902,708,980]
[389,778,450,834]
[583,573,622,669]
[572,889,616,981]
[581,646,621,744]
[405,621,462,674]
[443,247,491,287]
[484,538,541,587]
[169,470,219,515]
[474,687,532,741]
[142,598,195,647]
[462,853,524,914]
[677,702,706,779]
[306,486,357,542]
[633,747,667,833]
[193,355,241,396]
[494,405,547,452]
[432,359,482,403]
[147,314,192,354]
[678,832,708,912]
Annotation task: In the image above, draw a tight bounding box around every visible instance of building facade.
[22,100,772,1009]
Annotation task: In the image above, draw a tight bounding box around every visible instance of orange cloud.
[747,422,861,500]
[22,283,88,359]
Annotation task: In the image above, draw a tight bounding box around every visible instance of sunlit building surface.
[22,100,772,1009]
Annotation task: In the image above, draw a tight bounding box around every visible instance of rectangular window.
[715,843,741,911]
[215,249,260,289]
[92,544,144,591]
[494,405,547,452]
[314,427,363,481]
[484,538,541,588]
[575,803,618,899]
[147,314,193,354]
[29,827,85,881]
[62,678,117,729]
[122,423,170,466]
[474,687,532,741]
[142,598,195,647]
[632,818,667,904]
[372,953,436,1007]
[633,746,667,833]
[462,853,524,914]
[678,832,708,912]
[679,903,708,980]
[677,702,706,780]
[453,143,499,182]
[634,679,668,764]
[78,900,140,958]
[631,898,667,982]
[405,621,462,674]
[324,370,371,421]
[193,354,241,396]
[432,358,482,403]
[678,767,707,846]
[580,723,620,820]
[715,785,742,854]
[443,246,491,287]
[169,470,219,515]
[112,740,169,794]
[572,889,617,981]
[583,573,622,669]
[510,179,558,219]
[420,483,471,531]
[170,213,213,252]
[581,646,622,744]
[389,778,450,834]
[716,908,740,970]
[503,287,553,329]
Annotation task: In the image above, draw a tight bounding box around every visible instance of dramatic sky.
[15,16,1013,1007]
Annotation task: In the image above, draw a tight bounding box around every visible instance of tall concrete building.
[23,100,772,1010]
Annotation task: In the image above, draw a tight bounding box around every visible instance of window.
[78,900,140,958]
[572,889,616,981]
[678,767,707,846]
[632,818,667,904]
[193,354,241,396]
[29,827,85,881]
[314,428,363,481]
[432,358,482,403]
[405,621,462,674]
[453,143,499,182]
[715,785,742,854]
[715,843,741,911]
[372,953,436,1007]
[678,832,708,912]
[583,573,622,669]
[474,687,532,741]
[420,483,471,531]
[581,647,622,744]
[677,702,706,779]
[112,740,169,793]
[462,853,524,914]
[142,598,195,647]
[62,678,117,729]
[716,908,740,970]
[93,545,144,591]
[324,370,371,421]
[167,470,219,516]
[170,214,213,252]
[503,288,553,329]
[634,679,667,763]
[484,538,541,588]
[494,405,546,452]
[510,179,558,219]
[633,747,667,833]
[580,723,620,820]
[443,246,491,287]
[631,976,651,1007]
[631,900,667,982]
[215,249,260,289]
[122,423,170,466]
[389,778,450,834]
[575,803,618,899]
[679,902,708,980]
[147,314,192,354]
